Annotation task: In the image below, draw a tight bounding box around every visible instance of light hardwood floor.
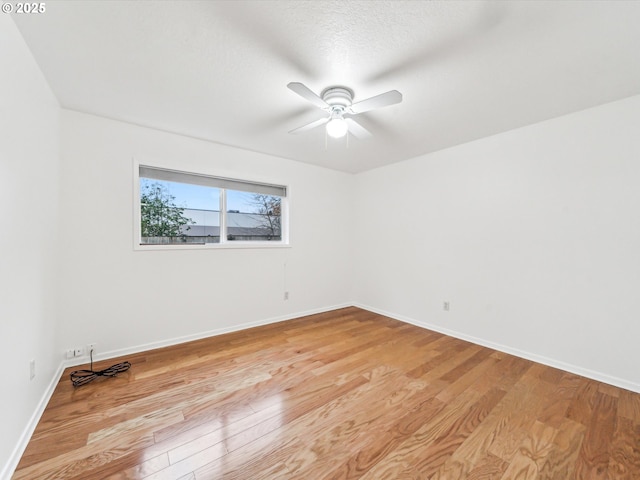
[13,307,640,479]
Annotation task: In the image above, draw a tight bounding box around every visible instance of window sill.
[134,242,291,251]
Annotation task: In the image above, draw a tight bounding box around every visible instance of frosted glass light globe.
[326,117,348,138]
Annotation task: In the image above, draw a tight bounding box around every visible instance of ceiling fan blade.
[287,82,329,109]
[349,90,402,114]
[345,118,372,139]
[288,117,329,135]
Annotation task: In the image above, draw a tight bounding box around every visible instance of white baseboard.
[61,302,353,367]
[1,361,66,480]
[61,301,640,394]
[353,303,640,394]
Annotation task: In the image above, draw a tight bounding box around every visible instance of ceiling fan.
[287,82,402,139]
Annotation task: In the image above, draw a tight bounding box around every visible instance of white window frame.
[133,159,290,250]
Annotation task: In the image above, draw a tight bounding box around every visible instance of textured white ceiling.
[13,0,640,173]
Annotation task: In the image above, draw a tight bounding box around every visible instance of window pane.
[139,178,220,244]
[226,190,282,241]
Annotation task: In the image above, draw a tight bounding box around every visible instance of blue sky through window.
[140,178,270,213]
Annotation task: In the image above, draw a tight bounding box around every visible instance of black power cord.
[70,348,131,387]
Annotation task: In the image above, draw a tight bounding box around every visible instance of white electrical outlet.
[66,349,75,359]
[30,359,35,380]
[443,301,450,311]
[284,291,289,300]
[87,343,97,355]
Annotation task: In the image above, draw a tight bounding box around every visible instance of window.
[136,165,287,247]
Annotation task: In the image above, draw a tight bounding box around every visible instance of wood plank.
[608,416,640,479]
[497,420,557,479]
[619,389,640,424]
[537,417,585,479]
[574,391,618,479]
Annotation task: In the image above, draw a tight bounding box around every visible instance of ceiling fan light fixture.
[287,82,401,140]
[326,117,348,138]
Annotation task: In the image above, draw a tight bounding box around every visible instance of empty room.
[2,1,640,479]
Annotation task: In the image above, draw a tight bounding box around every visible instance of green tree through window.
[140,181,194,239]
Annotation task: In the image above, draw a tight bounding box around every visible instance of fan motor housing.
[321,86,353,108]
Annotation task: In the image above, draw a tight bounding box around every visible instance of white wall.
[354,95,640,392]
[57,110,354,358]
[0,15,61,479]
